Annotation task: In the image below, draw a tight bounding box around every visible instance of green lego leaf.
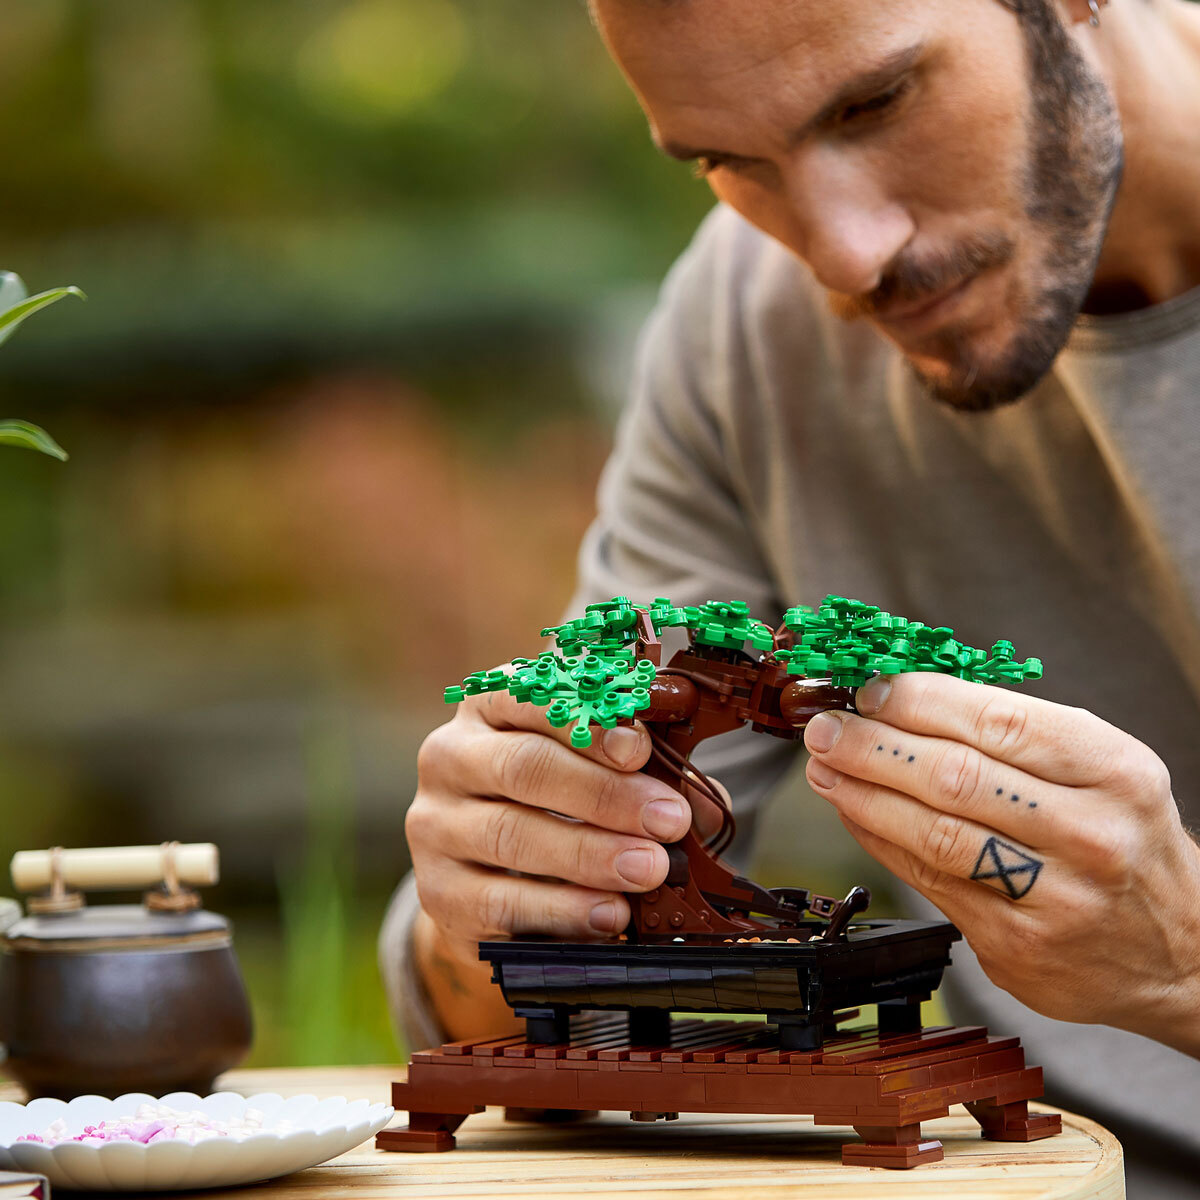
[443,593,1042,750]
[648,597,775,654]
[778,595,1041,688]
[444,646,655,748]
[542,596,643,655]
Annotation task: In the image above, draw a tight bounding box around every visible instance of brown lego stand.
[377,1012,1060,1169]
[379,599,1062,1170]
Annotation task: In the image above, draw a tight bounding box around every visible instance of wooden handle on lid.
[11,843,219,893]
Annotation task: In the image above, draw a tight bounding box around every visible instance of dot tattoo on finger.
[970,836,1043,899]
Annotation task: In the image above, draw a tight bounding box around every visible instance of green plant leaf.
[0,272,26,324]
[0,420,68,461]
[0,285,86,347]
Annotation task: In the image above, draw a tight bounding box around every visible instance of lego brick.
[584,962,630,1006]
[659,1031,751,1063]
[880,1066,933,1095]
[470,1036,528,1059]
[842,1138,944,1169]
[724,1046,776,1065]
[992,1067,1047,1105]
[811,1110,862,1126]
[661,1032,762,1065]
[822,1025,984,1065]
[704,1072,828,1110]
[746,1047,823,1067]
[951,1046,1026,1083]
[564,1033,634,1060]
[670,965,720,1009]
[595,1049,636,1065]
[439,1034,511,1056]
[862,1034,1021,1075]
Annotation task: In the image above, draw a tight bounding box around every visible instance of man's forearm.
[413,908,523,1043]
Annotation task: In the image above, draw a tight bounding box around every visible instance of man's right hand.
[406,683,697,1037]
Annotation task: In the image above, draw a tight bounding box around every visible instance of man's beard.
[830,9,1124,412]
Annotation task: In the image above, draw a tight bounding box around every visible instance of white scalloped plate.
[0,1091,394,1191]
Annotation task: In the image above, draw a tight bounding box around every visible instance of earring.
[1088,0,1101,26]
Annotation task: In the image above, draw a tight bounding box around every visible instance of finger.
[804,709,1078,847]
[835,812,1006,926]
[462,677,653,773]
[686,775,729,843]
[854,672,1140,789]
[442,795,672,893]
[806,758,1053,904]
[417,859,630,942]
[425,721,691,843]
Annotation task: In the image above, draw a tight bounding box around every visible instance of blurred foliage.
[1,0,706,234]
[0,0,712,400]
[0,0,865,1072]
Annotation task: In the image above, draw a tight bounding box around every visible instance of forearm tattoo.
[970,836,1043,899]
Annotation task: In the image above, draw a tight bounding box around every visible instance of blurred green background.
[0,0,892,1067]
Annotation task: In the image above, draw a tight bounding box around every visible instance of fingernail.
[857,676,892,715]
[603,725,642,768]
[805,710,845,754]
[588,900,622,933]
[642,798,688,840]
[616,847,658,886]
[808,759,842,793]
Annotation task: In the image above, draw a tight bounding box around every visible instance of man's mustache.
[828,231,1016,321]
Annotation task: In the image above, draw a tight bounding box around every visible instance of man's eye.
[840,79,911,125]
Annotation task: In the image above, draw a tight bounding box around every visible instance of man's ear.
[1060,0,1108,26]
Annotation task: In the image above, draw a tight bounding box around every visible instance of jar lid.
[4,904,231,953]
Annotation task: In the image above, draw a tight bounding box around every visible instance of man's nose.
[782,147,914,297]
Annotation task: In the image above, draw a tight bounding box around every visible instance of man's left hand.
[803,673,1200,1056]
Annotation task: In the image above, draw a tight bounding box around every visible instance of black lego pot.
[0,903,254,1100]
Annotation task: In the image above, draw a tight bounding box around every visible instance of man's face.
[593,0,1123,411]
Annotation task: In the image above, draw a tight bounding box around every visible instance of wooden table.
[4,1066,1125,1198]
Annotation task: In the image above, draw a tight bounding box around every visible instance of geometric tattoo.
[970,836,1043,899]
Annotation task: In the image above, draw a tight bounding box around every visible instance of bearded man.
[383,3,1200,1195]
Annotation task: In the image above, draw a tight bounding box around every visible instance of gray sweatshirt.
[382,204,1200,1198]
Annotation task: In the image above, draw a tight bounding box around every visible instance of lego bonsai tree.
[0,271,84,462]
[445,595,1041,941]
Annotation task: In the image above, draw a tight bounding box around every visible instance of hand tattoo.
[970,836,1043,899]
